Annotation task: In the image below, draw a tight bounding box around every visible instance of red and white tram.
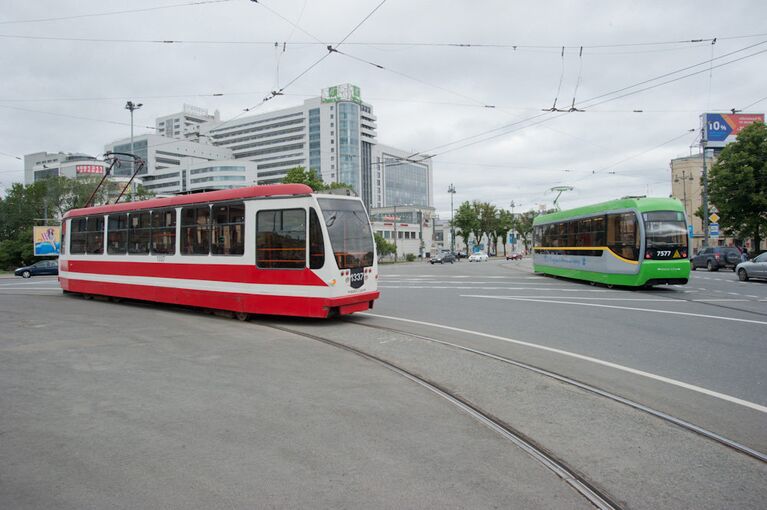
[59,184,379,318]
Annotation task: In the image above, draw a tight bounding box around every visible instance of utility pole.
[701,131,710,248]
[393,204,398,263]
[448,183,456,253]
[125,101,143,201]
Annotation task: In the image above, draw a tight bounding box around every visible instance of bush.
[405,253,416,262]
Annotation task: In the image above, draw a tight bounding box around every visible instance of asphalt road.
[370,258,767,449]
[1,265,765,509]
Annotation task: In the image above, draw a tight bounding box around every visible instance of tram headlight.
[329,279,337,286]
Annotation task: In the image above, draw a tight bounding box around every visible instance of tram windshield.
[643,211,688,259]
[317,198,375,269]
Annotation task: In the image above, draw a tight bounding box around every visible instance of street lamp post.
[510,200,516,252]
[125,101,143,200]
[448,183,456,253]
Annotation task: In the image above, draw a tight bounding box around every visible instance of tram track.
[263,322,622,510]
[344,317,767,465]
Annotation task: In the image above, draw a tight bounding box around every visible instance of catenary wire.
[0,0,234,25]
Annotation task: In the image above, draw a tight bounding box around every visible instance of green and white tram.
[532,197,690,287]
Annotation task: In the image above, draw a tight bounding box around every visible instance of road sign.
[709,213,720,223]
[710,205,718,214]
[709,223,720,237]
[688,224,694,237]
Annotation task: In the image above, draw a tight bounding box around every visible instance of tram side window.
[592,215,605,245]
[151,208,176,255]
[606,213,639,260]
[107,214,128,254]
[256,209,306,269]
[309,208,325,269]
[70,218,87,254]
[212,202,245,255]
[181,205,211,255]
[128,212,151,254]
[86,216,104,254]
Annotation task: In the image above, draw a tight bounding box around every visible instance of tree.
[708,122,767,250]
[478,202,498,255]
[494,209,514,257]
[282,166,326,191]
[452,201,480,250]
[512,210,537,252]
[282,166,353,192]
[0,176,154,270]
[374,233,395,260]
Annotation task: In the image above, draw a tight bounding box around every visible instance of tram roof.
[64,184,313,219]
[533,196,684,225]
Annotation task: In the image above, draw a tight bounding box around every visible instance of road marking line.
[747,295,759,298]
[378,286,611,292]
[362,313,767,414]
[462,294,767,326]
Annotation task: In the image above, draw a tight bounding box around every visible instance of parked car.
[690,247,741,271]
[736,252,767,281]
[15,259,59,278]
[430,252,456,264]
[468,252,489,262]
[506,252,523,260]
[454,251,468,259]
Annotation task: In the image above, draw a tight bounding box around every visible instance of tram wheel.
[234,312,250,322]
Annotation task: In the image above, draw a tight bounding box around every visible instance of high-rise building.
[156,104,220,140]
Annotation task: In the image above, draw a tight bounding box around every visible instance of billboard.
[702,113,764,148]
[321,84,362,104]
[76,164,105,174]
[33,226,61,256]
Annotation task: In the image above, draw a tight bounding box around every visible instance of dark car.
[690,247,741,272]
[506,252,523,260]
[430,252,456,264]
[735,252,767,281]
[15,259,59,278]
[454,251,467,259]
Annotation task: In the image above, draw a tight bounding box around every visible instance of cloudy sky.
[1,0,765,216]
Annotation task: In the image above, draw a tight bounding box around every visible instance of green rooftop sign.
[321,84,361,104]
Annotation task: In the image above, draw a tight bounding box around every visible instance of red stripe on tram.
[59,277,378,318]
[64,260,328,286]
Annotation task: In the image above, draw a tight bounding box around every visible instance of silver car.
[736,252,767,281]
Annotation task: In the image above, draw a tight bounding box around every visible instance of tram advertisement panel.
[33,226,61,256]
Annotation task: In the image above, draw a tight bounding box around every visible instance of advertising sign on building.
[701,113,764,148]
[33,226,61,256]
[76,164,105,174]
[321,84,362,104]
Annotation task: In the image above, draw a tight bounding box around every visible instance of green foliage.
[374,233,395,258]
[281,166,354,192]
[405,253,416,262]
[512,210,537,250]
[452,201,481,245]
[709,122,767,248]
[0,176,154,270]
[282,166,326,191]
[494,209,514,257]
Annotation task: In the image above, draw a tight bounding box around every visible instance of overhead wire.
[0,104,156,129]
[0,0,234,25]
[408,38,767,161]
